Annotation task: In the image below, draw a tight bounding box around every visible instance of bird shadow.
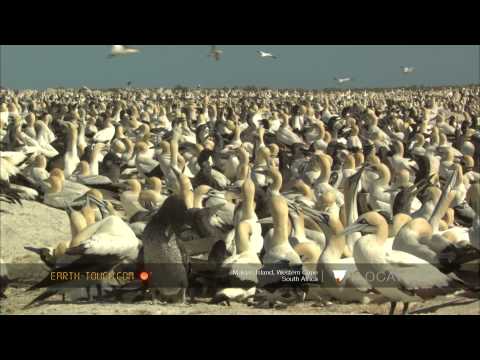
[408,298,479,315]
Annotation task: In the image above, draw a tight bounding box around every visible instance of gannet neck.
[159,141,170,155]
[292,211,307,240]
[323,131,332,144]
[70,209,88,240]
[369,212,389,245]
[115,126,125,139]
[430,191,455,233]
[453,164,463,188]
[416,134,425,147]
[90,144,104,175]
[394,141,404,157]
[193,185,210,208]
[257,127,265,147]
[233,125,241,142]
[235,221,252,254]
[296,180,315,201]
[318,155,331,183]
[271,195,290,246]
[170,137,179,169]
[344,154,355,170]
[147,177,162,193]
[269,166,283,194]
[374,163,391,187]
[317,122,326,138]
[237,164,249,182]
[67,124,78,155]
[81,204,97,226]
[241,176,256,220]
[351,125,359,136]
[255,147,270,166]
[79,161,90,176]
[392,213,412,237]
[321,214,346,258]
[180,175,194,209]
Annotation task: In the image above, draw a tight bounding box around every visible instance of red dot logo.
[139,272,149,281]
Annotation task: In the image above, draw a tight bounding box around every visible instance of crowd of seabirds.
[0,48,479,314]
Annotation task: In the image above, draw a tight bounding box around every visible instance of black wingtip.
[23,290,59,310]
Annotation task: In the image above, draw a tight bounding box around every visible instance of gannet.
[143,195,190,304]
[25,214,141,307]
[211,178,263,304]
[0,153,38,200]
[71,160,113,187]
[24,205,85,269]
[257,50,277,59]
[345,212,465,315]
[312,153,344,208]
[120,179,145,221]
[93,117,115,143]
[108,45,140,58]
[256,165,305,307]
[208,46,223,61]
[316,212,380,304]
[276,112,304,146]
[63,122,81,178]
[402,66,415,74]
[334,77,352,84]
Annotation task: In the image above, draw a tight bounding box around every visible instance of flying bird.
[335,77,353,84]
[257,50,277,59]
[108,45,140,59]
[209,46,223,61]
[402,66,415,74]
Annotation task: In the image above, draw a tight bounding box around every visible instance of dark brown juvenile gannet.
[142,195,191,304]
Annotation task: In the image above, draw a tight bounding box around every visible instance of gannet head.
[343,212,387,236]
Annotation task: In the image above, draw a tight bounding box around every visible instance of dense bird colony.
[1,85,479,314]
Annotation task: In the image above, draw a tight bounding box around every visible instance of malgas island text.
[233,268,320,282]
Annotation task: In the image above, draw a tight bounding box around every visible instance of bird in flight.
[108,45,140,59]
[209,46,223,61]
[257,50,277,59]
[402,66,415,74]
[334,77,353,84]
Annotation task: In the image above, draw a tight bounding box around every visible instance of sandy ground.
[1,200,479,315]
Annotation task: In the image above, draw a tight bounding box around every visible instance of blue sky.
[1,45,478,89]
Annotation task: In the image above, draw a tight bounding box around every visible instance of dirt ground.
[1,201,479,315]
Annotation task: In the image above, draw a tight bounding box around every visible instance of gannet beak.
[257,217,274,224]
[71,193,88,207]
[341,222,369,237]
[65,204,75,216]
[24,246,44,255]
